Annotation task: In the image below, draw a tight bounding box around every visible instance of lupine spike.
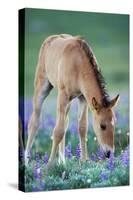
[44,152,49,165]
[75,144,81,159]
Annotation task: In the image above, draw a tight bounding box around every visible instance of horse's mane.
[77,37,110,107]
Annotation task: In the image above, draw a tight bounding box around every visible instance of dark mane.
[78,38,110,107]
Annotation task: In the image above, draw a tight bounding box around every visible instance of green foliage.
[23,154,129,192]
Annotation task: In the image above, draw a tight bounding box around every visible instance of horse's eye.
[100,124,106,130]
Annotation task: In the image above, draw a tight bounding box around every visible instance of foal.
[25,34,120,166]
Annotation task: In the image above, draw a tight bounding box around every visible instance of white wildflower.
[87,179,91,183]
[37,168,41,174]
[126,132,130,136]
[118,129,122,134]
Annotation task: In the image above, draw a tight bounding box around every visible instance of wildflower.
[126,132,130,136]
[62,171,66,180]
[34,154,42,180]
[34,164,42,180]
[43,152,49,165]
[87,179,91,184]
[107,152,115,171]
[99,171,108,181]
[40,181,45,190]
[75,144,81,159]
[90,153,97,161]
[97,148,105,160]
[32,184,39,192]
[65,143,72,159]
[35,152,40,167]
[120,146,129,167]
[117,129,122,134]
[32,181,45,192]
[35,152,40,161]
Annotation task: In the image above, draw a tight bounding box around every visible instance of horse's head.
[92,94,120,158]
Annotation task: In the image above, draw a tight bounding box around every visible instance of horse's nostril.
[106,151,111,158]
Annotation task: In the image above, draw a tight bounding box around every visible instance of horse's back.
[43,34,84,90]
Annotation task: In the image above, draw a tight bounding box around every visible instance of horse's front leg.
[78,96,88,161]
[58,103,70,164]
[48,90,69,167]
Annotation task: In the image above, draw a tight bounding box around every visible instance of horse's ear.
[92,97,100,111]
[109,94,120,108]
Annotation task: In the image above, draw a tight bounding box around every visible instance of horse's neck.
[80,67,103,108]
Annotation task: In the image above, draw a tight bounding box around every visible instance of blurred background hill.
[23,8,129,97]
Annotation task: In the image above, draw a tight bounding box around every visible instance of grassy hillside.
[22,9,129,97]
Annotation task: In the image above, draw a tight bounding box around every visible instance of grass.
[19,146,129,192]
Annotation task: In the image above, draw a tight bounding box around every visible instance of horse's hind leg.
[58,103,71,164]
[25,78,53,165]
[78,95,88,161]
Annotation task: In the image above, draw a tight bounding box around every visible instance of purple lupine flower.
[34,152,42,180]
[75,144,81,159]
[32,184,40,192]
[97,148,105,160]
[32,181,45,192]
[35,152,41,171]
[99,171,108,181]
[35,152,40,161]
[65,143,72,159]
[90,153,97,161]
[43,152,49,165]
[40,181,45,190]
[120,146,129,167]
[107,152,115,171]
[34,163,42,180]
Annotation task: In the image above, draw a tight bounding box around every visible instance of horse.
[25,34,120,167]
